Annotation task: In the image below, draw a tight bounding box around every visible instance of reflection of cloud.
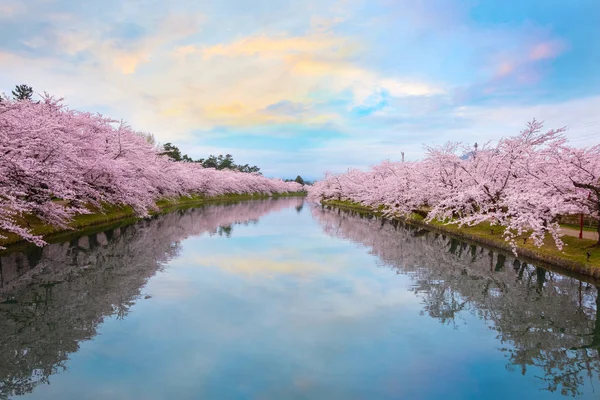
[150,274,198,300]
[198,248,337,277]
[183,245,420,319]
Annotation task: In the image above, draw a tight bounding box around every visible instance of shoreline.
[320,200,600,280]
[0,192,306,252]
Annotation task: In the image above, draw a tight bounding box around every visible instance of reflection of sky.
[18,205,594,399]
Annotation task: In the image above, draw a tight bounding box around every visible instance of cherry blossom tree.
[539,142,600,245]
[308,119,596,254]
[0,96,304,248]
[424,120,570,251]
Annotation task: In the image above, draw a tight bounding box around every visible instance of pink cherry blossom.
[308,119,599,254]
[0,96,303,248]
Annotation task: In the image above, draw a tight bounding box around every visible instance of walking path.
[559,227,599,241]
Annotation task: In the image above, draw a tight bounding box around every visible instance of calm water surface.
[1,198,599,399]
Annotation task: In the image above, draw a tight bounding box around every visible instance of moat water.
[1,198,599,399]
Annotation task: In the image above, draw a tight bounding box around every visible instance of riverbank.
[321,200,600,279]
[0,192,306,251]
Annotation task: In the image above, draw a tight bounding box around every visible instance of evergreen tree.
[12,84,34,101]
[159,143,182,161]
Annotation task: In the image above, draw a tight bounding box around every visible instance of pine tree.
[12,84,34,101]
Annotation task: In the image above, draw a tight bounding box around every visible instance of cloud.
[285,56,443,106]
[529,40,566,61]
[55,13,205,74]
[157,28,442,130]
[380,78,444,97]
[200,34,349,59]
[0,0,443,141]
[265,100,311,116]
[486,36,567,83]
[150,274,199,300]
[0,1,27,18]
[494,62,515,78]
[451,95,600,145]
[172,31,442,114]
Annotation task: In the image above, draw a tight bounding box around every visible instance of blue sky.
[1,0,599,179]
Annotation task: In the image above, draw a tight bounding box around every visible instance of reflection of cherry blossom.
[313,205,600,397]
[0,197,302,398]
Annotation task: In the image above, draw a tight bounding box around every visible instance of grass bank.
[0,192,306,250]
[322,200,600,279]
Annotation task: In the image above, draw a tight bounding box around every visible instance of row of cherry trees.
[308,120,600,251]
[0,96,302,247]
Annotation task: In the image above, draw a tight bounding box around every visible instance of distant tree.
[294,175,305,185]
[217,154,235,170]
[197,153,261,173]
[157,143,261,173]
[12,84,34,101]
[237,164,261,174]
[159,142,183,161]
[198,155,218,168]
[218,224,233,237]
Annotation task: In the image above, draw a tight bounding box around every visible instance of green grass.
[321,199,600,275]
[0,191,306,249]
[321,199,380,214]
[424,217,600,266]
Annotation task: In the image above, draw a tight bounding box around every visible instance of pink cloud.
[516,69,541,85]
[489,38,566,85]
[495,62,515,78]
[529,40,565,61]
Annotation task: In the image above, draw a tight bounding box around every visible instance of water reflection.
[0,198,303,399]
[2,198,599,399]
[312,205,600,397]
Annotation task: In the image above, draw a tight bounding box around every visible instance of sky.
[1,0,599,179]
